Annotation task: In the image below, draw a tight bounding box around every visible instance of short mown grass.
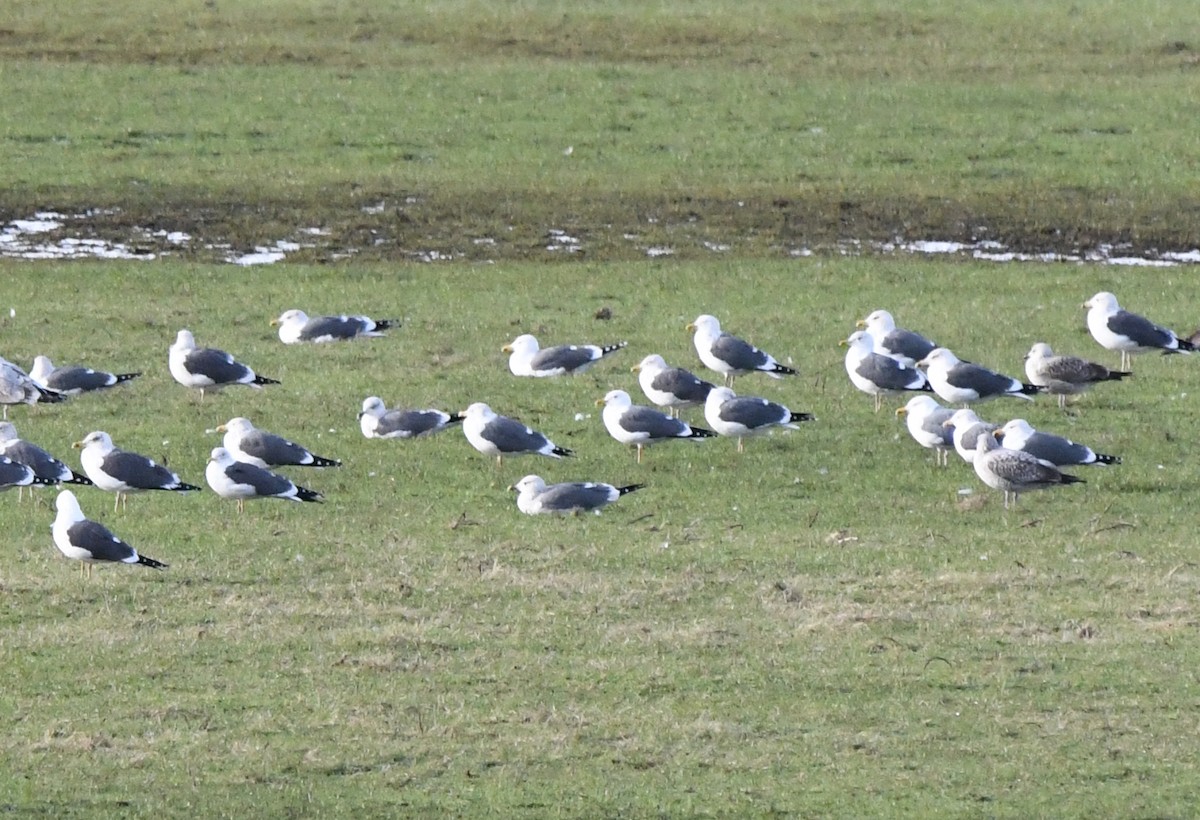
[1,259,1198,816]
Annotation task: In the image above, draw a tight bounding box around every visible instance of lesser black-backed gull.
[703,386,813,452]
[1023,342,1130,409]
[503,333,627,377]
[271,309,397,344]
[1,356,65,418]
[74,430,202,511]
[917,348,1039,405]
[940,408,998,464]
[508,474,646,516]
[1083,291,1194,370]
[631,354,715,418]
[358,396,464,439]
[52,490,168,578]
[168,329,280,399]
[687,314,796,387]
[856,309,938,367]
[1,455,55,494]
[29,355,140,395]
[895,395,955,466]
[462,402,574,466]
[206,447,324,513]
[974,432,1084,509]
[842,330,933,412]
[997,418,1120,467]
[597,388,714,463]
[0,421,91,500]
[217,417,341,469]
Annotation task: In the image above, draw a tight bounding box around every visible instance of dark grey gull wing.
[241,430,340,467]
[618,406,702,439]
[185,348,279,386]
[46,366,140,393]
[537,482,630,512]
[101,451,198,491]
[922,408,956,447]
[380,409,462,438]
[1020,431,1120,466]
[857,353,929,391]
[710,334,773,372]
[1,457,55,487]
[3,440,91,484]
[945,362,1027,397]
[959,422,998,454]
[482,416,572,456]
[300,315,394,341]
[651,368,714,404]
[66,520,168,568]
[717,397,790,429]
[880,329,937,364]
[1108,309,1184,351]
[530,345,598,372]
[224,461,298,496]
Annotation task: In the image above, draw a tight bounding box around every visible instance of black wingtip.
[31,475,57,486]
[617,483,647,496]
[309,455,342,468]
[374,320,400,332]
[138,555,169,570]
[688,426,718,439]
[789,412,816,423]
[1060,473,1086,486]
[1021,383,1043,395]
[446,412,466,425]
[1178,337,1197,353]
[297,487,324,503]
[1096,453,1122,465]
[1105,370,1132,381]
[36,386,67,404]
[67,471,93,485]
[174,482,203,493]
[254,375,282,386]
[115,372,142,383]
[918,382,936,392]
[552,446,575,458]
[601,341,629,356]
[772,364,798,376]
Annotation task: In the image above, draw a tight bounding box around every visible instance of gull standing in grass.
[206,447,324,513]
[271,309,397,344]
[974,432,1084,509]
[856,309,938,367]
[74,430,202,511]
[1083,291,1194,371]
[895,395,955,466]
[940,408,999,465]
[29,355,140,396]
[462,402,574,467]
[687,314,796,387]
[598,389,715,463]
[1023,342,1130,409]
[508,474,646,516]
[503,333,627,377]
[0,421,91,501]
[917,348,1040,406]
[358,397,465,439]
[631,354,715,419]
[996,418,1121,467]
[703,386,813,453]
[217,417,341,469]
[1,455,55,494]
[842,330,933,412]
[1,356,65,418]
[52,490,168,578]
[168,329,280,400]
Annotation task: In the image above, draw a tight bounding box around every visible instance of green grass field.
[3,1,1200,816]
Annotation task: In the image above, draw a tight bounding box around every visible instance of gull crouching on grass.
[974,432,1084,509]
[1,357,65,418]
[503,334,628,377]
[272,309,397,344]
[508,474,646,516]
[598,389,714,463]
[52,490,168,578]
[29,355,140,396]
[74,431,202,511]
[217,417,341,469]
[687,314,796,387]
[703,386,813,453]
[358,396,464,439]
[917,347,1040,406]
[168,329,280,399]
[997,418,1121,468]
[896,395,955,467]
[462,402,573,467]
[1023,342,1129,409]
[206,447,323,513]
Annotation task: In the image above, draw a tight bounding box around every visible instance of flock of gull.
[0,290,1192,576]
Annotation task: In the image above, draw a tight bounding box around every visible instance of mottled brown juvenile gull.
[856,309,938,367]
[462,402,574,467]
[687,314,796,387]
[217,417,341,469]
[74,430,202,511]
[503,334,627,377]
[1,356,65,418]
[29,355,140,396]
[997,418,1120,467]
[358,396,464,439]
[632,354,714,418]
[703,386,813,453]
[206,447,324,513]
[940,408,998,465]
[52,490,168,578]
[842,330,932,412]
[917,348,1039,406]
[598,389,715,463]
[0,421,91,500]
[1083,291,1194,371]
[168,329,280,399]
[895,395,955,466]
[271,309,397,344]
[508,474,646,516]
[1023,342,1130,409]
[974,432,1083,509]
